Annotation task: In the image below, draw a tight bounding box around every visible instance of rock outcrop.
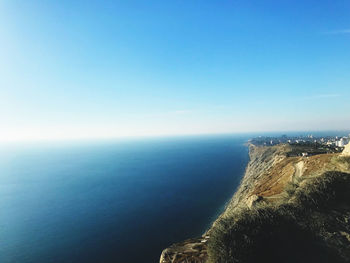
[159,237,209,263]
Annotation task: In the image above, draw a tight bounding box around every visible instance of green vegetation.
[286,142,341,157]
[207,171,350,263]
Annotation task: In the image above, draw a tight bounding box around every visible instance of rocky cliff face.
[159,144,289,263]
[159,144,350,263]
[221,144,289,212]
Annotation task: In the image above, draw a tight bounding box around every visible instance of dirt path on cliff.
[293,160,304,182]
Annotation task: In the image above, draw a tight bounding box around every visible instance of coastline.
[160,142,350,262]
[159,142,254,262]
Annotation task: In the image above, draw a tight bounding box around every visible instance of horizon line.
[1,129,349,144]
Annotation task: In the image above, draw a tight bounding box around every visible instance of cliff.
[160,143,350,263]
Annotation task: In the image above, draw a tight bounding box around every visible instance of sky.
[0,0,349,141]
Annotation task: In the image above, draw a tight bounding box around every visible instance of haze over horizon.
[1,1,350,142]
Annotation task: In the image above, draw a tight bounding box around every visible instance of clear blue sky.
[1,0,349,141]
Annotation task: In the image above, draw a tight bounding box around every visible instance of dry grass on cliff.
[207,171,350,263]
[290,170,350,210]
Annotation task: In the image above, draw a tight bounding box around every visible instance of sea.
[0,135,251,263]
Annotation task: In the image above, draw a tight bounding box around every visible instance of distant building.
[335,138,347,147]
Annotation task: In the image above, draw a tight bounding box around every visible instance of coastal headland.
[160,138,350,263]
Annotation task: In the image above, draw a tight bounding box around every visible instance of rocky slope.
[160,143,350,263]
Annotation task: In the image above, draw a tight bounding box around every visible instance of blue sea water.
[0,135,249,263]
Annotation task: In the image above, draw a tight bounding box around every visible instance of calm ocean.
[0,135,249,263]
